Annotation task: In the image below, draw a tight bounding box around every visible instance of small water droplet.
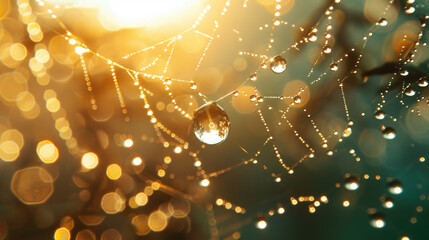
[381,196,394,208]
[370,213,385,228]
[405,88,416,96]
[400,70,409,76]
[404,5,415,14]
[308,33,318,42]
[418,78,428,87]
[250,73,257,81]
[323,46,332,54]
[330,63,338,71]
[250,95,257,102]
[190,82,197,90]
[377,18,388,26]
[388,179,403,194]
[344,175,360,191]
[374,110,385,120]
[382,127,396,140]
[233,90,239,96]
[293,96,302,104]
[257,96,264,102]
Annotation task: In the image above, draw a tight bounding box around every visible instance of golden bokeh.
[135,192,148,206]
[16,91,36,112]
[78,214,105,226]
[11,167,54,205]
[46,97,61,112]
[132,214,150,236]
[101,228,122,240]
[59,216,75,231]
[81,152,99,170]
[54,227,70,240]
[0,71,28,102]
[106,164,122,180]
[76,229,96,240]
[148,211,168,232]
[36,140,59,164]
[101,192,126,214]
[169,197,190,218]
[9,43,27,61]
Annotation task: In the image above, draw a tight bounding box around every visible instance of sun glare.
[45,0,201,30]
[99,0,199,29]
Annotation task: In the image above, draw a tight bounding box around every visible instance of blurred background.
[0,0,428,239]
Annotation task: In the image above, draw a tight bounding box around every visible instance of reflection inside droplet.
[193,102,230,145]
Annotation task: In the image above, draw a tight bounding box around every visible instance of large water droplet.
[270,55,287,74]
[344,175,360,191]
[382,127,396,140]
[388,179,403,194]
[193,102,230,145]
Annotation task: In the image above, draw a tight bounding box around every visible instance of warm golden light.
[101,192,125,214]
[11,167,54,205]
[135,192,148,206]
[148,211,168,232]
[37,140,59,164]
[106,164,122,180]
[54,227,70,240]
[97,0,199,29]
[81,152,99,170]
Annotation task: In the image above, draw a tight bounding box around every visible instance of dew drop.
[382,127,396,140]
[404,5,415,14]
[233,90,239,97]
[418,78,428,87]
[190,82,197,90]
[369,213,385,228]
[257,96,264,102]
[330,63,338,71]
[400,70,409,76]
[388,179,403,194]
[249,73,257,81]
[308,33,318,42]
[374,110,385,120]
[193,102,230,145]
[323,46,332,54]
[293,96,302,104]
[250,95,257,102]
[405,88,416,96]
[255,217,267,229]
[381,196,394,208]
[377,18,388,26]
[270,55,287,74]
[344,175,360,191]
